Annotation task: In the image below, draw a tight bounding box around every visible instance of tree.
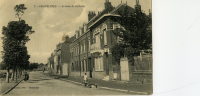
[1,4,34,82]
[111,4,152,66]
[0,62,6,70]
[29,63,40,70]
[14,4,27,21]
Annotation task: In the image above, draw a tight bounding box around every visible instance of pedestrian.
[43,67,45,73]
[83,73,87,86]
[24,72,29,81]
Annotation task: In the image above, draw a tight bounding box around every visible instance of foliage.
[111,4,152,65]
[1,4,34,76]
[28,63,40,70]
[111,44,125,63]
[0,62,6,70]
[2,20,34,70]
[14,4,27,21]
[28,63,46,70]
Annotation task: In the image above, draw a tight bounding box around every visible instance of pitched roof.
[88,3,134,29]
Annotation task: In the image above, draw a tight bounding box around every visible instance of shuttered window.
[95,57,104,71]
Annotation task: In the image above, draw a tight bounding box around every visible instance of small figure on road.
[43,67,45,73]
[83,73,87,86]
[24,71,29,81]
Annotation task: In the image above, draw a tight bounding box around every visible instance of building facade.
[69,0,150,81]
[48,41,72,76]
[48,0,152,83]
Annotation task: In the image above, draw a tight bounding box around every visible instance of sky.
[0,0,151,63]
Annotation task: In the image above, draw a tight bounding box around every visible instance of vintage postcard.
[0,0,152,95]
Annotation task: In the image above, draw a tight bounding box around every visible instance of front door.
[105,53,109,75]
[88,58,92,78]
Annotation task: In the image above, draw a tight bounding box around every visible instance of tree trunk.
[15,68,18,82]
[18,67,21,78]
[6,69,10,83]
[12,69,15,81]
[20,69,22,78]
[117,61,121,80]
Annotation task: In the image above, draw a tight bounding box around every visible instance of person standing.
[83,73,88,86]
[43,67,46,73]
[24,72,29,81]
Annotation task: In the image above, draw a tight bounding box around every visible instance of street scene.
[5,71,130,96]
[0,0,152,95]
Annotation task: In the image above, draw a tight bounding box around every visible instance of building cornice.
[88,13,120,29]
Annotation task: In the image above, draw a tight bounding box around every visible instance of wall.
[62,63,68,76]
[130,54,152,83]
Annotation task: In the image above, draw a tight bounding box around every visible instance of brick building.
[69,0,152,82]
[48,40,72,75]
[48,0,152,83]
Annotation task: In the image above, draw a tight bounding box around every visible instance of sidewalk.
[45,73,152,95]
[0,78,23,95]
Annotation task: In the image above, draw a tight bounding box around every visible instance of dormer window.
[113,23,121,29]
[102,24,107,30]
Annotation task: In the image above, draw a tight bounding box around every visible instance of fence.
[130,54,152,83]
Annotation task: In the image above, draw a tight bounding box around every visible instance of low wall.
[69,72,81,77]
[130,72,152,83]
[93,71,106,80]
[62,64,68,76]
[69,71,107,80]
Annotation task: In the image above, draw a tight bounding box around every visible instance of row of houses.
[48,0,152,83]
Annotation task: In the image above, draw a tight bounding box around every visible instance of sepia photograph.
[0,0,152,95]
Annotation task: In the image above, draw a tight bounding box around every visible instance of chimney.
[135,0,141,11]
[88,11,96,21]
[104,0,113,10]
[136,0,139,5]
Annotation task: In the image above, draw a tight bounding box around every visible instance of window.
[110,23,113,29]
[72,63,74,71]
[113,23,120,29]
[82,61,84,71]
[76,47,78,55]
[117,36,122,43]
[95,57,104,71]
[79,30,81,36]
[75,47,77,55]
[102,24,107,30]
[77,46,79,55]
[93,36,96,44]
[83,42,86,52]
[103,29,107,45]
[74,47,76,55]
[84,24,87,33]
[83,60,87,71]
[80,44,82,54]
[75,62,77,71]
[76,32,78,38]
[77,61,79,71]
[88,39,91,50]
[95,34,100,49]
[85,60,88,71]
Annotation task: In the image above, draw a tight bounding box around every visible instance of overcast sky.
[0,0,151,63]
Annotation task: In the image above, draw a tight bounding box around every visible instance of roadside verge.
[44,73,151,95]
[59,78,149,95]
[0,79,24,95]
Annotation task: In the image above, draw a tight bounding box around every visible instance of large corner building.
[48,0,152,83]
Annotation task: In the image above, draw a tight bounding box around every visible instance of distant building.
[48,37,75,76]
